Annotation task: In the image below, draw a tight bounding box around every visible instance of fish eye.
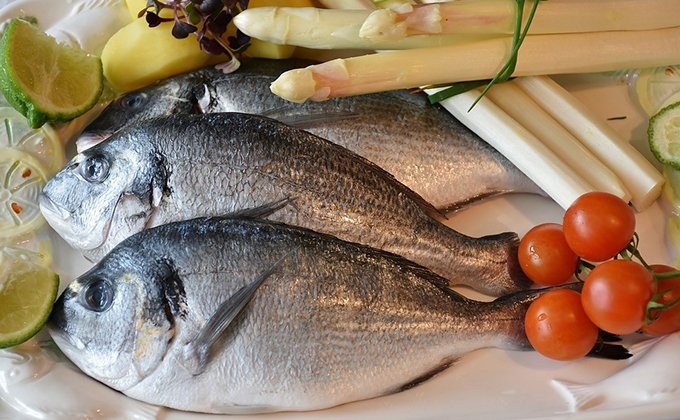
[83,279,115,313]
[81,155,110,183]
[117,93,147,109]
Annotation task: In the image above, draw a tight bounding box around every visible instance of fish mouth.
[46,291,81,354]
[47,291,69,333]
[48,291,89,353]
[39,192,114,252]
[39,193,71,223]
[75,131,111,153]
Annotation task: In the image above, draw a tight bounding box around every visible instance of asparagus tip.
[271,68,321,103]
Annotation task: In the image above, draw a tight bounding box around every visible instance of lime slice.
[0,106,65,174]
[633,66,680,117]
[0,18,103,129]
[0,250,59,349]
[0,148,48,240]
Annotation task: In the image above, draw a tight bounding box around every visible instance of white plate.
[1,1,679,419]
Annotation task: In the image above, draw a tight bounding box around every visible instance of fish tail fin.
[551,379,603,411]
[468,230,533,296]
[484,231,533,295]
[425,221,532,296]
[483,287,544,352]
[485,285,631,360]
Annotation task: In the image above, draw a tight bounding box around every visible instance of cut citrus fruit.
[0,148,49,240]
[0,105,65,174]
[0,18,103,128]
[633,65,680,117]
[648,101,680,170]
[0,249,59,349]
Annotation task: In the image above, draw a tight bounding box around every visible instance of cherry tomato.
[518,223,579,286]
[525,288,598,361]
[563,192,636,262]
[581,259,654,335]
[642,264,680,336]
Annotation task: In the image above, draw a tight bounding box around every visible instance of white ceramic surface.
[0,1,679,419]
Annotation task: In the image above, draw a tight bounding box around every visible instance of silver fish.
[41,113,529,296]
[47,214,540,414]
[79,58,542,211]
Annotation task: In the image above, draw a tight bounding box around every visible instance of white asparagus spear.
[364,0,680,40]
[270,26,680,103]
[233,7,494,50]
[235,0,680,49]
[514,76,664,211]
[425,87,594,210]
[316,0,377,10]
[485,81,632,203]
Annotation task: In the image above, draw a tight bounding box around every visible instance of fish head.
[48,252,175,391]
[40,134,161,254]
[77,75,198,152]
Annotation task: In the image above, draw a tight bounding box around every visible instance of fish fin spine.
[183,249,295,376]
[218,197,294,220]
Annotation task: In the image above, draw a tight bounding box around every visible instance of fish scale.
[41,112,529,295]
[48,216,533,413]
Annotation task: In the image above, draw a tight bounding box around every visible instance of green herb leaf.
[142,0,250,60]
[428,0,544,109]
[186,2,202,25]
[427,80,489,105]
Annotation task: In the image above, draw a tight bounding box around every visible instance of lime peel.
[0,254,59,349]
[0,18,103,128]
[648,101,680,169]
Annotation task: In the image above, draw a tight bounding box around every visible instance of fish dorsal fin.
[224,197,294,220]
[180,250,295,376]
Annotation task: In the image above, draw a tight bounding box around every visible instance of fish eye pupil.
[84,279,114,312]
[82,155,110,183]
[121,93,146,109]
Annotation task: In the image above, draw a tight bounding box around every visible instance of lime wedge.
[0,106,65,174]
[0,148,49,240]
[0,18,103,128]
[0,250,59,349]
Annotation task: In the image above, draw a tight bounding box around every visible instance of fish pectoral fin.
[222,197,295,220]
[271,111,361,128]
[180,250,295,376]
